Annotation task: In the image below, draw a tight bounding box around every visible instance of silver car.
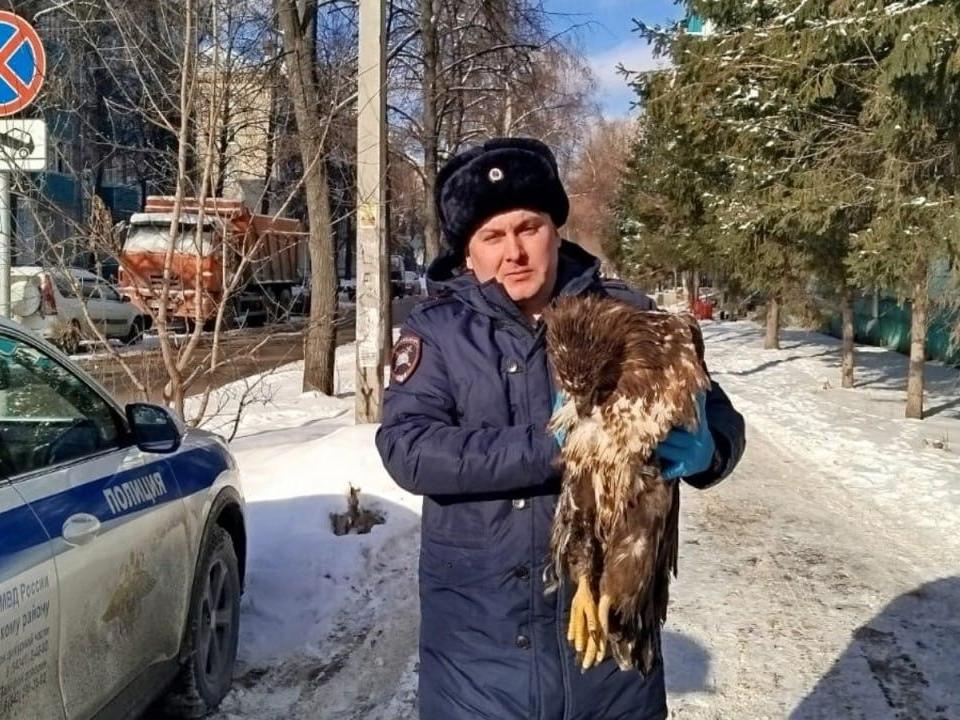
[0,317,245,719]
[11,267,152,353]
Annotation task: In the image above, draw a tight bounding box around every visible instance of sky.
[546,0,683,117]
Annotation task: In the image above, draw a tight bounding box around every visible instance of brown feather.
[544,295,710,674]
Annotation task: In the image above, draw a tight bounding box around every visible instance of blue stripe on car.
[166,445,231,497]
[0,443,229,582]
[1,504,52,558]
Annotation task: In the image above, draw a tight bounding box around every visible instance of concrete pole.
[0,172,10,318]
[355,0,388,422]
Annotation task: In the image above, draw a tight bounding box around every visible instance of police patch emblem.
[391,334,422,384]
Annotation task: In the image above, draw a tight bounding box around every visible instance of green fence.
[824,296,960,366]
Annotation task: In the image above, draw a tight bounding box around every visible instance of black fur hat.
[435,137,569,259]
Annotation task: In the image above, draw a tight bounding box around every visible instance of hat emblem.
[488,167,504,182]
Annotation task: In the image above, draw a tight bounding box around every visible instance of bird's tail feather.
[609,482,681,675]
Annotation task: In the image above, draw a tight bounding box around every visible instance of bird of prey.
[543,294,710,674]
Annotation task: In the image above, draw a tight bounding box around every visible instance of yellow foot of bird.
[567,577,609,670]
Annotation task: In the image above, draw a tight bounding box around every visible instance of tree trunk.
[683,271,695,311]
[156,0,197,419]
[501,83,514,135]
[299,0,317,71]
[278,0,337,395]
[841,288,855,389]
[261,82,276,215]
[420,0,441,265]
[764,295,780,350]
[214,77,231,197]
[905,279,928,420]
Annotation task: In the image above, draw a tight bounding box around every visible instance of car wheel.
[223,297,241,330]
[277,288,293,323]
[125,317,146,345]
[163,525,241,718]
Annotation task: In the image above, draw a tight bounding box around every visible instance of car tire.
[277,288,293,323]
[125,317,146,345]
[163,525,241,718]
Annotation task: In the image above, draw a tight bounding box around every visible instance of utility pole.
[355,0,388,422]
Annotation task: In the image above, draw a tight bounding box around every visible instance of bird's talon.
[569,576,603,668]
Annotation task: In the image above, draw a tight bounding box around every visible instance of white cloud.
[588,38,669,117]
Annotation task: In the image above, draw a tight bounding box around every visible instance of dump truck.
[117,196,306,328]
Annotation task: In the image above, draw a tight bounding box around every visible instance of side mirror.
[125,403,183,453]
[120,294,131,303]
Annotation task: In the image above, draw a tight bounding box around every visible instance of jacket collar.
[425,240,601,328]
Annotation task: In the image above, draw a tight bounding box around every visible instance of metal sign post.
[0,11,46,318]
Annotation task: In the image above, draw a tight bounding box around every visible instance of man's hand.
[656,393,715,481]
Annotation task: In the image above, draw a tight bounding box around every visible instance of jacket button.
[506,359,520,373]
[511,498,527,510]
[515,634,530,650]
[514,565,530,581]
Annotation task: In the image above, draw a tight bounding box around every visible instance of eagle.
[543,294,710,674]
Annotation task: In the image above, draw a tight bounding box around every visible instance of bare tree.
[18,0,313,425]
[555,114,626,258]
[388,0,592,266]
[276,0,340,394]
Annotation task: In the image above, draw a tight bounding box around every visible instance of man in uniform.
[376,137,745,720]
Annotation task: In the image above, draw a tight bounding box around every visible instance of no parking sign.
[0,11,44,117]
[0,11,45,318]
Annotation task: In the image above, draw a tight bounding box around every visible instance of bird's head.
[545,297,625,418]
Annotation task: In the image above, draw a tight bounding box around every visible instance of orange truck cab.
[117,196,306,328]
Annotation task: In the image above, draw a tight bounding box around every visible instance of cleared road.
[77,297,419,405]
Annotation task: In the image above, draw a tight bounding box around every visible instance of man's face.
[465,209,561,313]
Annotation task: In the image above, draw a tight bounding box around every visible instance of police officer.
[376,137,745,720]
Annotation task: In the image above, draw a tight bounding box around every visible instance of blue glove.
[656,393,716,481]
[551,391,568,448]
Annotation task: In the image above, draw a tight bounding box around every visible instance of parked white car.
[10,267,151,353]
[0,316,245,719]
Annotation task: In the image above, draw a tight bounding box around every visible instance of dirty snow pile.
[189,343,421,666]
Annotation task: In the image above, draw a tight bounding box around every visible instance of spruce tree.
[618,0,960,414]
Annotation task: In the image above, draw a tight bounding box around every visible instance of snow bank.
[193,343,420,666]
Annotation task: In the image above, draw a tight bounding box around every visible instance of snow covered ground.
[667,322,959,720]
[202,322,958,720]
[199,345,421,720]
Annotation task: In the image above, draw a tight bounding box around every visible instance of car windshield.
[125,224,216,254]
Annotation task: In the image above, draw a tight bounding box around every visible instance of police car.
[0,317,245,719]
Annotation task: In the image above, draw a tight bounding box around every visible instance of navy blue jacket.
[376,242,745,720]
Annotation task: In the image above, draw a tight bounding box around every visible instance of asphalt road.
[79,296,420,406]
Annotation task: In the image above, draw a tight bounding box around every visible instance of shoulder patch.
[391,334,422,384]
